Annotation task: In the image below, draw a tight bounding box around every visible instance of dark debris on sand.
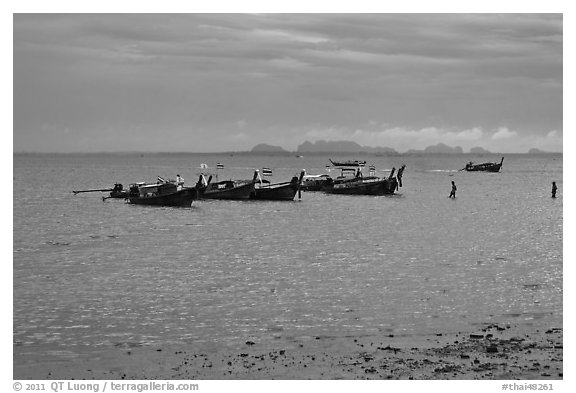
[33,324,562,381]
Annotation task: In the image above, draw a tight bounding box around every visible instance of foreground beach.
[15,323,562,380]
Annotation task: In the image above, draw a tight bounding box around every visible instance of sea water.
[13,153,562,368]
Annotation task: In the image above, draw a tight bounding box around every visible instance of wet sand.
[14,323,562,380]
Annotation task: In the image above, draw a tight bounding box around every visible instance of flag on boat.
[262,167,273,176]
[200,163,208,169]
[216,163,224,169]
[157,176,166,183]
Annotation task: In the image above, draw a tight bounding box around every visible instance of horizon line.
[12,150,562,155]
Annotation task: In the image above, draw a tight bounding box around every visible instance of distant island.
[251,140,399,155]
[405,143,463,155]
[251,143,289,153]
[296,140,398,155]
[528,148,550,154]
[249,140,557,155]
[469,146,492,154]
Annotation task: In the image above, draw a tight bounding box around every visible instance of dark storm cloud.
[13,13,562,153]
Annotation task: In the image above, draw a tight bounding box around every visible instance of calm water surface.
[13,153,562,363]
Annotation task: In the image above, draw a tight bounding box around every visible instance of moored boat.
[301,173,333,191]
[196,171,258,200]
[127,182,196,207]
[323,164,405,196]
[250,171,305,201]
[463,157,504,172]
[329,159,366,167]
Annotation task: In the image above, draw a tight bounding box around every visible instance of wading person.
[449,181,457,198]
[552,181,558,198]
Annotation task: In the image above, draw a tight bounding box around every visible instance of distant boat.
[127,182,196,207]
[250,171,305,201]
[300,173,332,191]
[463,157,504,172]
[323,165,406,196]
[196,171,258,200]
[329,159,366,167]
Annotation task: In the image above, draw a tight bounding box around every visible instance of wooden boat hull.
[301,177,332,191]
[250,171,304,200]
[329,159,366,167]
[465,164,502,172]
[128,187,196,207]
[323,178,398,195]
[109,190,129,198]
[464,157,504,172]
[198,182,255,200]
[301,183,328,192]
[250,183,299,201]
[196,171,260,200]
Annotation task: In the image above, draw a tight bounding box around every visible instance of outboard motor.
[129,184,139,197]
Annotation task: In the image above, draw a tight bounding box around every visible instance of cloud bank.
[13,14,562,153]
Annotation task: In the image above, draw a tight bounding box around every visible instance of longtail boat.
[250,171,305,201]
[301,173,333,191]
[329,159,366,167]
[127,182,196,207]
[323,164,405,196]
[196,171,258,200]
[463,157,504,172]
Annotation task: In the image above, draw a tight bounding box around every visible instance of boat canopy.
[303,174,331,180]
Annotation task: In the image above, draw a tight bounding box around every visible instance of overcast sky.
[13,13,562,153]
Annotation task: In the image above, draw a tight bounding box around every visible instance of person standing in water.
[449,181,457,198]
[552,181,558,198]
